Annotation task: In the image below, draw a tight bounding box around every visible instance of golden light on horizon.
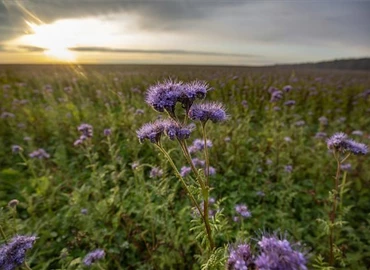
[6,18,121,62]
[24,20,76,61]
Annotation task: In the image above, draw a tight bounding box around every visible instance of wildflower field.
[0,64,369,269]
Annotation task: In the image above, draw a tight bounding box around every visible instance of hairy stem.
[329,151,341,266]
[164,142,215,250]
[155,144,204,219]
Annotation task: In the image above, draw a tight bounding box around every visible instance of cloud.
[0,0,369,63]
[68,46,259,58]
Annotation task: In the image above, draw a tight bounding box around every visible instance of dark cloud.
[0,44,46,52]
[69,46,259,58]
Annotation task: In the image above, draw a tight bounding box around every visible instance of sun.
[24,21,76,61]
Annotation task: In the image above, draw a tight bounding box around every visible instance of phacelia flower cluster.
[227,234,307,270]
[188,102,227,123]
[145,79,209,113]
[188,138,213,154]
[137,119,193,144]
[29,148,50,159]
[235,204,251,218]
[0,235,36,270]
[83,249,105,266]
[227,244,253,270]
[74,123,93,146]
[255,235,307,270]
[327,132,368,155]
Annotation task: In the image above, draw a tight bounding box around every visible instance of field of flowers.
[0,65,369,269]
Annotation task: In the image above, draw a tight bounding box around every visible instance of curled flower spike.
[137,119,193,143]
[0,235,36,270]
[83,249,105,266]
[136,120,165,143]
[227,243,253,270]
[255,234,307,270]
[145,79,183,114]
[327,132,368,155]
[188,102,227,123]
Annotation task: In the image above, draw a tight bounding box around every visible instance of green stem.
[178,141,215,250]
[154,144,204,219]
[329,151,341,266]
[19,152,37,179]
[156,143,214,250]
[201,122,210,187]
[23,262,32,270]
[0,225,8,243]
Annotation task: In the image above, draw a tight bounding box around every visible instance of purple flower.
[255,234,307,270]
[235,204,251,218]
[340,163,351,172]
[78,123,93,138]
[0,235,36,270]
[295,120,305,127]
[314,132,327,139]
[192,158,206,168]
[327,132,368,155]
[283,85,292,92]
[188,138,213,154]
[81,208,88,215]
[131,161,140,170]
[284,100,296,106]
[149,167,163,178]
[180,166,191,177]
[206,166,216,176]
[270,91,283,102]
[83,249,105,266]
[135,109,145,115]
[137,120,165,143]
[346,139,368,155]
[318,116,328,126]
[285,165,293,173]
[284,137,292,143]
[352,130,363,136]
[29,148,50,159]
[1,112,15,119]
[11,145,22,154]
[103,128,112,136]
[145,79,183,113]
[227,243,253,270]
[188,102,227,123]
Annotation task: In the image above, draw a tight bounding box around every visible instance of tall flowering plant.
[136,79,227,258]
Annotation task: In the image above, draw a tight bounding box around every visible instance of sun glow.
[9,18,120,62]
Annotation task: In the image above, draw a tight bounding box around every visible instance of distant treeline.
[275,58,370,71]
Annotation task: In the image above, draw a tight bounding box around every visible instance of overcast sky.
[0,0,369,65]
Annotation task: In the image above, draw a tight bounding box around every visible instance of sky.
[0,0,369,65]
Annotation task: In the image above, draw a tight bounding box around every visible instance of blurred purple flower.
[83,249,105,266]
[150,167,163,178]
[29,149,50,159]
